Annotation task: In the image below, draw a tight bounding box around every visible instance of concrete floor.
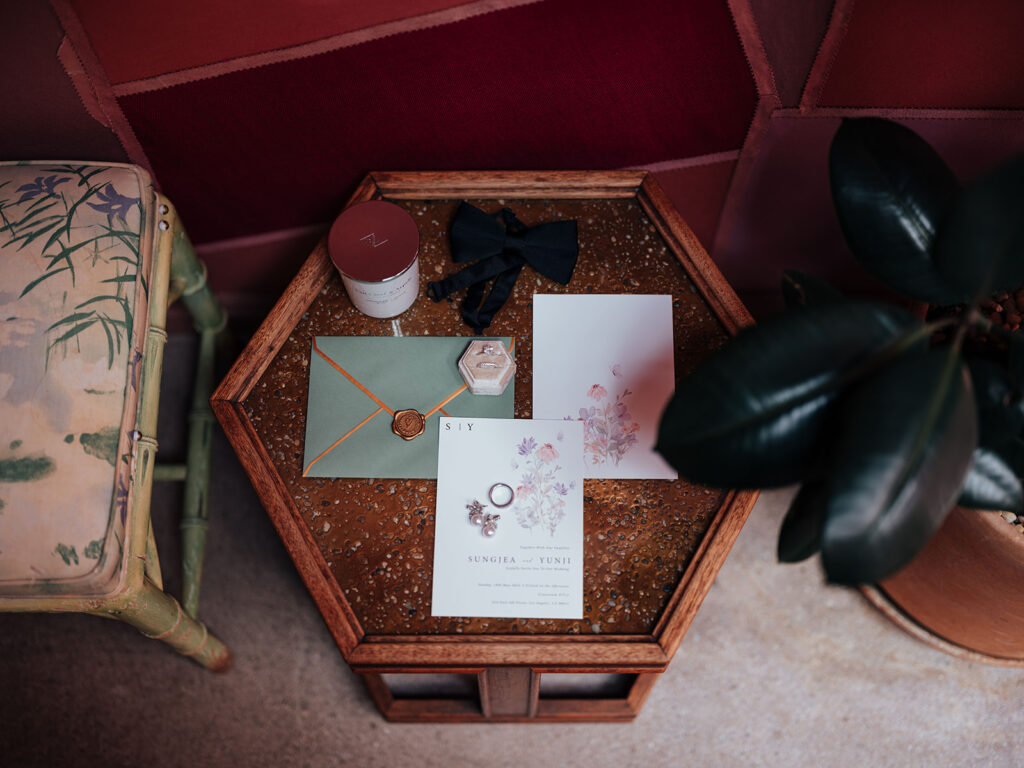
[2,335,1023,767]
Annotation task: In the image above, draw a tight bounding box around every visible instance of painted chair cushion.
[0,162,154,596]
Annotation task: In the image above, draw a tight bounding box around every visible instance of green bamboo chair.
[0,161,230,671]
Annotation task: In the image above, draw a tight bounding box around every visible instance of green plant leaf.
[57,234,106,259]
[655,302,921,488]
[117,296,133,342]
[76,295,117,309]
[967,358,1024,447]
[45,251,70,270]
[47,311,95,332]
[12,221,63,251]
[957,447,1023,512]
[1009,332,1024,388]
[820,347,976,585]
[41,185,102,253]
[99,225,141,260]
[98,226,140,240]
[993,438,1024,477]
[51,318,98,346]
[13,200,59,227]
[97,315,115,368]
[19,265,70,297]
[777,482,828,563]
[26,195,57,213]
[829,118,963,305]
[781,270,846,309]
[935,155,1024,301]
[99,312,125,351]
[46,166,103,186]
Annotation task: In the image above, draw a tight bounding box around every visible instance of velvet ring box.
[457,339,516,395]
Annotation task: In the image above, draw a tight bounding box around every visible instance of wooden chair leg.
[96,577,233,672]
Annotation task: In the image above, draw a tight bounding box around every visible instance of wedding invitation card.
[431,417,584,619]
[532,294,677,480]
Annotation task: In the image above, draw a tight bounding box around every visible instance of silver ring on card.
[488,482,514,508]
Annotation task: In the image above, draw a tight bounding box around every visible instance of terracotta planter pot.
[863,507,1024,666]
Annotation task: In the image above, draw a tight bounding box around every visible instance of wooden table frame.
[212,171,758,722]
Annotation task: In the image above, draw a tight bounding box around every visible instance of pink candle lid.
[328,200,419,282]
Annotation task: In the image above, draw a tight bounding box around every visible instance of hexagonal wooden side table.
[212,171,758,722]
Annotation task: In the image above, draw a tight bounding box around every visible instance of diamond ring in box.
[458,340,515,395]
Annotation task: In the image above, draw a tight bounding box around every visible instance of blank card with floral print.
[431,417,584,619]
[533,294,677,480]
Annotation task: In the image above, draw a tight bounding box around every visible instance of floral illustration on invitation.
[571,364,641,467]
[510,434,576,536]
[533,293,677,480]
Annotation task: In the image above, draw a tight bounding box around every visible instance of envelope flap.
[312,336,470,412]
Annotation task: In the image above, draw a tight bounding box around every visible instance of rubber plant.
[656,117,1024,585]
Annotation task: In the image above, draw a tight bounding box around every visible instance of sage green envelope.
[302,336,515,478]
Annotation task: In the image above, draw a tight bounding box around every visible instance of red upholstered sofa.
[4,0,1023,318]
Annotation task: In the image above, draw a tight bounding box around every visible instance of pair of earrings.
[467,499,500,537]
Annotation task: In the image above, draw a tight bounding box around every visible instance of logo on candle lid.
[360,232,389,248]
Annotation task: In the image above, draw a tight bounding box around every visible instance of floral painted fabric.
[0,162,153,595]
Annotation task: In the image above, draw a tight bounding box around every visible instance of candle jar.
[328,200,420,318]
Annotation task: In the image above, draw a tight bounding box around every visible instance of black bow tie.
[426,202,578,333]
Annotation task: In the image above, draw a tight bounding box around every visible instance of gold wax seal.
[392,409,426,440]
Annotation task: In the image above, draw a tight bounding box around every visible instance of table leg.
[478,667,539,719]
[360,670,659,722]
